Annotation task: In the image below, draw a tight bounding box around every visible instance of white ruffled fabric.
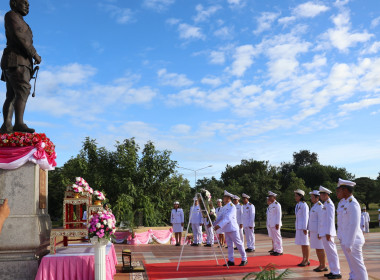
[0,147,55,170]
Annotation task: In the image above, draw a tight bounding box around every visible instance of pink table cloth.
[35,243,118,280]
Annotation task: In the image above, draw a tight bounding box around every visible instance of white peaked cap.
[242,193,250,199]
[223,190,234,198]
[193,196,198,200]
[294,189,305,196]
[266,197,269,199]
[268,191,277,197]
[337,178,356,188]
[233,195,240,200]
[174,201,179,204]
[319,186,332,194]
[309,190,320,196]
[361,206,366,210]
[217,198,222,202]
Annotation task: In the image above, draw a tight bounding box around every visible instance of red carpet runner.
[145,254,319,279]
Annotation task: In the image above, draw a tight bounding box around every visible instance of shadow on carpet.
[144,254,319,280]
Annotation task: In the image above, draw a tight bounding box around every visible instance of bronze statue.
[0,0,41,134]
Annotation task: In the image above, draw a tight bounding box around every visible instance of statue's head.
[10,0,29,16]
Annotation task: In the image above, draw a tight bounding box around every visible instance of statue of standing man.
[0,0,41,134]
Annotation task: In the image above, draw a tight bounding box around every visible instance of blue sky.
[1,0,380,186]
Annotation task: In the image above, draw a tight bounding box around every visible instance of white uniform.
[295,201,309,246]
[235,203,244,244]
[338,198,355,280]
[266,206,272,238]
[308,201,323,249]
[360,212,370,233]
[267,200,283,253]
[318,198,340,275]
[203,207,215,245]
[171,208,184,233]
[215,207,224,235]
[340,195,368,280]
[242,202,255,250]
[214,202,247,262]
[189,205,203,244]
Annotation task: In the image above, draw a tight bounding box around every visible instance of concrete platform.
[113,232,380,280]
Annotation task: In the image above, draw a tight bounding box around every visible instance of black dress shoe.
[239,260,248,266]
[13,123,35,133]
[324,272,333,277]
[314,267,328,272]
[223,261,235,266]
[245,248,254,252]
[271,252,283,256]
[298,261,310,267]
[328,274,342,279]
[234,247,238,250]
[204,244,212,247]
[268,249,274,253]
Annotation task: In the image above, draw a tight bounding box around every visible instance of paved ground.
[114,232,380,280]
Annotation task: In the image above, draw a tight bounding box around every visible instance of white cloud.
[100,4,133,24]
[171,124,191,134]
[254,12,280,35]
[325,12,373,52]
[339,97,380,116]
[293,2,329,18]
[360,41,380,55]
[370,16,380,28]
[29,64,157,121]
[303,54,327,70]
[201,77,222,87]
[209,51,225,64]
[178,23,205,40]
[194,4,221,23]
[278,16,296,25]
[166,18,180,25]
[157,68,193,87]
[214,26,234,39]
[143,0,175,11]
[230,45,255,76]
[227,0,244,6]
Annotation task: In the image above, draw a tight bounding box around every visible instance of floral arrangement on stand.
[72,184,84,194]
[75,177,93,194]
[93,190,106,205]
[200,189,216,222]
[88,210,116,241]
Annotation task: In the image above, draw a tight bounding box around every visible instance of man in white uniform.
[336,178,368,280]
[189,197,203,246]
[267,191,283,256]
[203,203,215,247]
[266,197,274,253]
[241,193,255,252]
[232,195,244,250]
[214,190,248,266]
[360,206,370,233]
[318,186,341,279]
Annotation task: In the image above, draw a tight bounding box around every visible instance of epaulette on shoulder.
[318,202,322,205]
[301,201,305,203]
[230,202,233,206]
[249,202,252,205]
[275,201,278,204]
[327,201,330,204]
[349,198,352,202]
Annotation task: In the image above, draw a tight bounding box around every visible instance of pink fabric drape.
[0,146,34,163]
[35,244,117,280]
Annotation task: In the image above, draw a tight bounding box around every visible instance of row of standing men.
[170,178,368,278]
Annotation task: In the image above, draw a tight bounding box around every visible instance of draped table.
[35,243,117,280]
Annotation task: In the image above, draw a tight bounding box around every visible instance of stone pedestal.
[0,162,52,280]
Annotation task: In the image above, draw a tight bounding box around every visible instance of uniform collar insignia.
[349,198,352,202]
[275,201,278,204]
[327,200,330,203]
[318,202,321,205]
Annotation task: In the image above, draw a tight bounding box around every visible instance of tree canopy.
[48,141,379,228]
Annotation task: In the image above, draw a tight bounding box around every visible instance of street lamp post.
[178,165,212,189]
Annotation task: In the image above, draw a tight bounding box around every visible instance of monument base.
[0,162,52,280]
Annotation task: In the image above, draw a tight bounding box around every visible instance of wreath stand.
[176,192,229,271]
